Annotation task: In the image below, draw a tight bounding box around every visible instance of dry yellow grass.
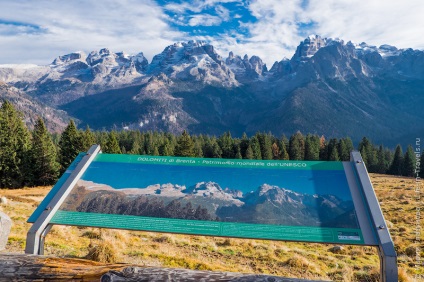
[0,174,422,281]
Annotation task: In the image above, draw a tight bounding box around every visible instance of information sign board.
[25,145,397,281]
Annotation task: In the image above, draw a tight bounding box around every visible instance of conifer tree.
[175,130,195,157]
[245,145,254,159]
[29,117,59,186]
[280,142,290,160]
[389,145,403,175]
[329,146,340,161]
[159,139,174,156]
[256,133,273,160]
[234,145,242,159]
[376,145,388,174]
[59,120,84,173]
[402,145,416,177]
[81,125,96,151]
[420,152,424,178]
[105,131,122,154]
[193,139,204,158]
[0,100,31,188]
[240,133,249,158]
[327,138,338,161]
[304,134,320,160]
[249,136,262,160]
[338,138,353,161]
[218,132,234,159]
[232,140,242,159]
[203,138,222,158]
[358,137,378,171]
[289,131,305,160]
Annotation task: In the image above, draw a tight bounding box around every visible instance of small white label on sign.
[338,235,361,241]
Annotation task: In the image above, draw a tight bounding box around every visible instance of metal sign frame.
[25,145,397,281]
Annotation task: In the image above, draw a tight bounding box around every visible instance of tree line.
[1,100,423,188]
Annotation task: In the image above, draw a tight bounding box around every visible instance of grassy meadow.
[0,174,421,281]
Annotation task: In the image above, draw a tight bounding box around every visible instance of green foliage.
[402,145,416,177]
[0,99,420,188]
[249,136,262,160]
[376,145,389,174]
[389,145,403,175]
[0,100,31,188]
[81,125,96,151]
[256,132,273,160]
[29,117,60,186]
[338,137,353,161]
[218,132,234,159]
[104,131,122,154]
[304,134,320,160]
[245,145,254,159]
[289,131,305,160]
[203,137,222,158]
[328,146,340,161]
[175,130,195,157]
[59,120,84,173]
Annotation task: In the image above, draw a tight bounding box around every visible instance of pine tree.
[376,145,388,174]
[402,145,416,177]
[389,145,403,175]
[329,146,340,161]
[234,145,242,159]
[59,120,84,173]
[240,133,249,159]
[420,152,424,178]
[256,133,273,160]
[81,125,96,151]
[105,131,122,154]
[203,138,222,158]
[338,138,352,161]
[193,139,204,157]
[29,117,59,186]
[218,132,234,158]
[304,134,320,160]
[245,145,254,159]
[0,100,31,188]
[280,142,289,160]
[249,136,262,160]
[289,131,305,160]
[175,130,195,157]
[358,137,378,171]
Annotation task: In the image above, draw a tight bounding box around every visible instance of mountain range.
[1,35,423,145]
[61,179,357,228]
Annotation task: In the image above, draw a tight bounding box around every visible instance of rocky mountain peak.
[51,52,86,66]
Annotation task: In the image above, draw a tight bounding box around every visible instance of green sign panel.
[46,154,365,244]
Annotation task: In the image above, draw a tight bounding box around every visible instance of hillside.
[0,174,420,281]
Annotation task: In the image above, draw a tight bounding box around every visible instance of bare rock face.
[0,211,12,251]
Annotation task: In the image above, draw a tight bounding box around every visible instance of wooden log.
[0,253,127,281]
[101,266,329,282]
[0,253,329,282]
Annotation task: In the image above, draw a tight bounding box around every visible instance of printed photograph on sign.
[59,155,360,229]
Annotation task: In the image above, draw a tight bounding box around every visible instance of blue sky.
[0,0,423,66]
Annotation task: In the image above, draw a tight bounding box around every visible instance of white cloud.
[0,0,183,64]
[0,0,423,67]
[201,0,424,66]
[189,14,223,26]
[164,0,240,14]
[305,0,424,50]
